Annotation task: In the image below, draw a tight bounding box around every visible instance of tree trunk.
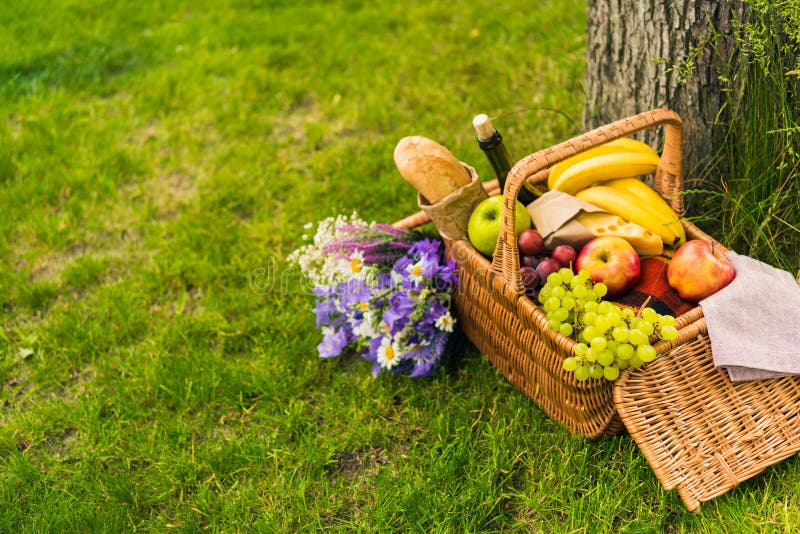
[583,0,748,186]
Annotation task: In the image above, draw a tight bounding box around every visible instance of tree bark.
[583,0,748,185]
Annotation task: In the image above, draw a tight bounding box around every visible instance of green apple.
[467,195,531,257]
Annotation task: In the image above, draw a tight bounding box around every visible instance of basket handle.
[493,108,683,293]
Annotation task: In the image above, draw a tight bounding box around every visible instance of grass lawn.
[1,0,798,532]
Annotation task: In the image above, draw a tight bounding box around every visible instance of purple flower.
[317,327,348,358]
[401,274,424,292]
[297,213,458,378]
[363,337,383,363]
[421,257,440,279]
[410,357,438,378]
[425,300,448,321]
[377,272,395,289]
[373,223,409,238]
[383,291,415,335]
[422,334,449,369]
[437,260,459,287]
[338,278,373,309]
[313,285,336,298]
[433,331,449,355]
[320,224,414,266]
[411,299,447,337]
[409,237,441,258]
[392,256,414,277]
[313,298,339,328]
[408,333,449,378]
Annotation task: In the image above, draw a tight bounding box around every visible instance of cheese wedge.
[575,211,664,256]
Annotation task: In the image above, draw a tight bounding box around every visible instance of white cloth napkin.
[700,251,800,382]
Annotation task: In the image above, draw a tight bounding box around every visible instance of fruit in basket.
[575,236,641,297]
[604,178,686,246]
[551,244,577,268]
[547,138,659,191]
[538,268,677,382]
[468,195,531,257]
[517,229,544,257]
[520,254,540,270]
[575,185,683,247]
[549,151,661,196]
[667,239,735,303]
[535,258,561,284]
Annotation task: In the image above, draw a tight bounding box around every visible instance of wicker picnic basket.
[399,108,697,438]
[394,108,800,510]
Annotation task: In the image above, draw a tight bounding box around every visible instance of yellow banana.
[604,177,686,245]
[550,152,661,195]
[547,138,658,190]
[575,185,681,247]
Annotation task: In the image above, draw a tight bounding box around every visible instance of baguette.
[393,136,471,203]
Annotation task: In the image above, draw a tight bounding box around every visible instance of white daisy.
[406,260,426,283]
[349,250,365,273]
[345,250,371,280]
[377,337,402,369]
[435,311,456,333]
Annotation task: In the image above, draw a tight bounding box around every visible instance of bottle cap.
[472,114,495,141]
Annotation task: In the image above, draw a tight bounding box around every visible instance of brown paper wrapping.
[526,190,604,250]
[418,164,487,241]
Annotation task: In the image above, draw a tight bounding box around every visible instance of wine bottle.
[472,114,540,205]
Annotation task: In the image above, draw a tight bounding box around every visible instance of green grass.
[1,0,798,532]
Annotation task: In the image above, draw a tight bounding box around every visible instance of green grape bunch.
[538,268,679,382]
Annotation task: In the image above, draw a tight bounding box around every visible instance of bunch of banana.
[576,182,685,248]
[548,138,686,248]
[548,138,660,195]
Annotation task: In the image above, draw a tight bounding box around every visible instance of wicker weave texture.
[447,239,625,438]
[615,328,800,512]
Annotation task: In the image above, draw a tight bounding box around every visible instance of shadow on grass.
[0,39,149,98]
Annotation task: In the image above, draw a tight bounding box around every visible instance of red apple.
[551,244,577,268]
[667,239,735,303]
[518,229,544,257]
[575,236,641,297]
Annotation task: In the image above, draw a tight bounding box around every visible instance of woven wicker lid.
[614,308,800,512]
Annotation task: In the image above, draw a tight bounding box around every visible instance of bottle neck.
[478,131,513,178]
[477,129,504,152]
[473,119,540,204]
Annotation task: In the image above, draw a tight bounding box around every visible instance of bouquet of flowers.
[288,211,459,378]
